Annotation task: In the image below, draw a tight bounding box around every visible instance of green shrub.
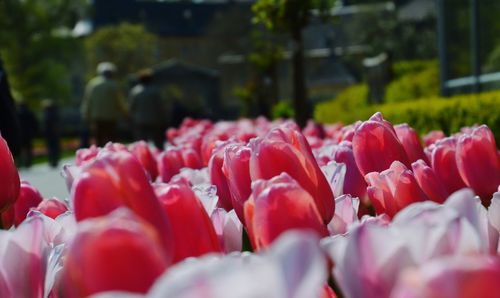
[385,60,439,103]
[271,101,295,119]
[315,91,500,143]
[314,84,370,125]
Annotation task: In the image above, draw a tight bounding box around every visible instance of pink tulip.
[244,173,328,250]
[33,198,68,219]
[61,209,170,297]
[158,148,184,183]
[429,137,467,194]
[75,145,100,166]
[222,144,252,223]
[72,150,173,259]
[392,256,500,298]
[365,161,428,217]
[353,113,410,176]
[129,141,158,181]
[208,141,234,211]
[333,141,367,200]
[411,159,449,203]
[250,125,335,224]
[456,125,500,200]
[394,124,428,164]
[0,135,19,213]
[12,181,43,226]
[423,130,446,147]
[155,181,222,263]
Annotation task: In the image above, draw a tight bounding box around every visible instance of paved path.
[18,158,74,200]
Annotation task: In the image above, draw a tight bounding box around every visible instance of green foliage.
[0,0,86,107]
[272,101,295,119]
[84,23,159,81]
[385,61,439,103]
[314,84,369,124]
[315,91,500,143]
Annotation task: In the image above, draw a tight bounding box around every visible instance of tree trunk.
[291,26,308,128]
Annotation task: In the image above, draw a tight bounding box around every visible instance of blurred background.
[1,0,499,166]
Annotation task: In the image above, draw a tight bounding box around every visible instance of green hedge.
[315,91,500,143]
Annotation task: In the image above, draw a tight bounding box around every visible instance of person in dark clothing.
[17,101,39,167]
[42,100,60,168]
[0,57,20,156]
[129,70,170,149]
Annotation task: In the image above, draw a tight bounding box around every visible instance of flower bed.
[0,113,499,298]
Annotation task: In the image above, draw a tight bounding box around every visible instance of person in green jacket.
[81,62,128,146]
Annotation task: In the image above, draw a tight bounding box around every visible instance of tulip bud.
[456,125,500,200]
[222,144,252,223]
[181,147,203,169]
[365,161,428,217]
[411,159,449,203]
[0,135,20,213]
[429,137,467,194]
[155,182,222,263]
[13,181,43,226]
[244,173,328,250]
[423,130,446,147]
[333,141,367,199]
[72,150,173,259]
[33,198,68,219]
[250,125,335,224]
[209,142,234,211]
[353,113,410,176]
[62,209,170,296]
[395,124,428,164]
[129,141,158,181]
[158,148,184,183]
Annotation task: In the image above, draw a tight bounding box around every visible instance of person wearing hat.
[81,62,128,146]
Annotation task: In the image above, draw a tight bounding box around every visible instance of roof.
[92,0,252,37]
[152,59,219,79]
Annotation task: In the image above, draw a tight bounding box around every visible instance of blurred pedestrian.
[81,62,127,147]
[129,69,170,149]
[0,56,20,156]
[17,101,38,167]
[42,99,60,168]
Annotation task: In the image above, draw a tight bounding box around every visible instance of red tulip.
[1,207,14,229]
[158,148,184,183]
[129,141,158,181]
[250,125,335,224]
[33,198,68,219]
[244,173,328,250]
[456,125,500,200]
[181,147,203,169]
[72,150,173,259]
[333,141,367,199]
[209,141,234,211]
[412,159,449,203]
[222,144,252,223]
[423,130,446,147]
[13,181,43,226]
[365,161,428,217]
[62,209,170,297]
[395,124,428,164]
[429,137,467,194]
[0,134,20,213]
[155,181,222,263]
[353,113,410,177]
